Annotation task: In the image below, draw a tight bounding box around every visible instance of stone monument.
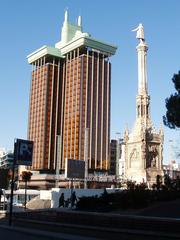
[124,24,164,185]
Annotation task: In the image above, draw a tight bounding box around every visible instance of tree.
[164,174,171,190]
[0,169,9,189]
[163,71,180,129]
[21,171,32,209]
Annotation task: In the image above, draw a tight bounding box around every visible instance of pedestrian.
[65,198,70,208]
[71,191,77,208]
[59,193,64,207]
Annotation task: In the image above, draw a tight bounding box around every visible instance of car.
[13,200,23,207]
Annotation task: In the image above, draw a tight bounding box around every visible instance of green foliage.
[156,189,180,201]
[156,174,162,190]
[77,188,150,211]
[164,174,172,190]
[175,176,180,190]
[172,71,180,93]
[76,179,180,212]
[163,71,180,129]
[76,195,110,212]
[126,180,136,190]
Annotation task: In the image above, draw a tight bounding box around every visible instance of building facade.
[124,24,164,185]
[110,138,125,179]
[27,11,117,174]
[0,152,14,169]
[109,140,117,175]
[0,148,6,158]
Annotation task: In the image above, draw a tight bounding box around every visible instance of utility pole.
[84,128,89,189]
[55,135,61,188]
[9,140,16,226]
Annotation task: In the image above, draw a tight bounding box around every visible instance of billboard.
[15,139,33,166]
[65,158,85,179]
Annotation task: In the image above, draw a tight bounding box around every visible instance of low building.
[0,152,14,169]
[0,148,6,158]
[109,138,125,180]
[117,140,126,180]
[163,163,180,179]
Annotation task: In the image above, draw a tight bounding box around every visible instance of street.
[0,226,52,240]
[0,224,100,240]
[0,222,179,240]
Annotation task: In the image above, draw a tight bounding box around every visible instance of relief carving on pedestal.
[129,148,139,168]
[147,145,158,168]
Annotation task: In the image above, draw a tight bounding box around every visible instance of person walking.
[59,193,64,207]
[71,191,77,208]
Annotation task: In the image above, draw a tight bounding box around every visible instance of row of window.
[29,123,46,130]
[32,70,48,76]
[31,81,46,86]
[29,111,46,118]
[30,100,46,105]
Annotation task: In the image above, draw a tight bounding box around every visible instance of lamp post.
[84,128,89,189]
[55,135,61,188]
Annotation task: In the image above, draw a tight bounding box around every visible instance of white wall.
[40,190,51,200]
[51,188,120,208]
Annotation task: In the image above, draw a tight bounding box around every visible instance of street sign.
[9,139,33,226]
[65,158,85,179]
[15,139,33,166]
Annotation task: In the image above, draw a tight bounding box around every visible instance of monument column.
[137,43,148,95]
[133,24,150,125]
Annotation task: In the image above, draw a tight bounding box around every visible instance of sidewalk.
[137,198,180,218]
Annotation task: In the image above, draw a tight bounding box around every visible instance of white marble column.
[137,42,148,95]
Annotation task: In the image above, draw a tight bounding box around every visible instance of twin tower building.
[27,11,163,186]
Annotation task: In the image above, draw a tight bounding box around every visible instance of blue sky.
[0,0,180,164]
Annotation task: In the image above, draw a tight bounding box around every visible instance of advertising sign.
[65,158,85,179]
[15,139,33,166]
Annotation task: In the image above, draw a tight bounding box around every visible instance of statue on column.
[132,23,145,43]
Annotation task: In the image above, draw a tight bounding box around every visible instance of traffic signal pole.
[9,140,16,226]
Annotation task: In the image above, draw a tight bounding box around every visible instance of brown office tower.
[27,11,117,185]
[28,57,63,170]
